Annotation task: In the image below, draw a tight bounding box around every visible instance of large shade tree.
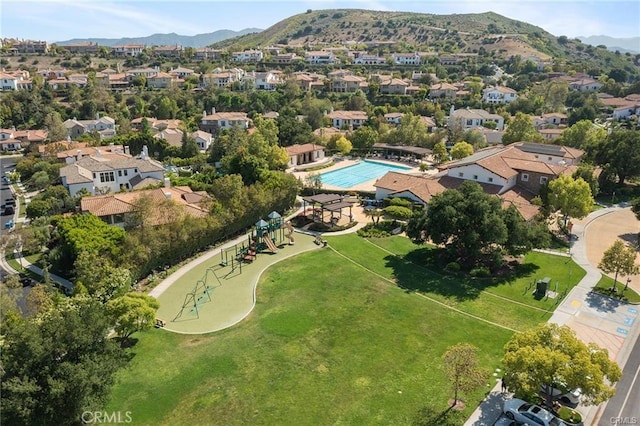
[406,181,549,268]
[598,240,639,291]
[547,174,593,226]
[502,323,621,407]
[592,129,640,185]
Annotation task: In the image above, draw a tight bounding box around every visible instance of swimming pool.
[319,160,412,189]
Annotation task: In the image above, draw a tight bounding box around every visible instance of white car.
[503,398,567,426]
[541,383,582,405]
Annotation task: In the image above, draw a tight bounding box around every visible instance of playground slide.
[264,236,279,253]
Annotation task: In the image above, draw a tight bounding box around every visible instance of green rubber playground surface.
[155,232,319,334]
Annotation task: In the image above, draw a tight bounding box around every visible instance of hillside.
[212,9,638,75]
[56,28,262,48]
[576,35,640,54]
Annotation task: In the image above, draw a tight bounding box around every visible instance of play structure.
[172,267,223,321]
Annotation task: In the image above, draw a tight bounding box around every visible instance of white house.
[285,144,325,168]
[448,108,505,131]
[232,49,264,62]
[353,55,386,65]
[64,115,116,139]
[482,86,518,104]
[392,52,421,65]
[305,51,339,65]
[191,130,213,151]
[327,110,368,130]
[200,109,251,134]
[59,147,165,196]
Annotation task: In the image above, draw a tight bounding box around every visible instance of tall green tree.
[407,181,529,268]
[502,112,543,144]
[350,125,378,151]
[442,343,485,408]
[593,129,640,185]
[556,119,606,150]
[43,111,68,142]
[431,141,448,165]
[0,299,128,425]
[598,240,639,290]
[547,174,593,225]
[502,323,621,407]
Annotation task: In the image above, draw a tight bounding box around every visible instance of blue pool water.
[319,160,411,189]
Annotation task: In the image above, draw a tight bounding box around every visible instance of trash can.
[536,277,551,296]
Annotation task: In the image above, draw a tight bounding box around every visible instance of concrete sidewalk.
[465,206,640,426]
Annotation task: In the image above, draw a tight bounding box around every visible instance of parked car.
[541,383,582,405]
[503,398,567,426]
[5,219,14,229]
[3,205,14,216]
[5,198,16,206]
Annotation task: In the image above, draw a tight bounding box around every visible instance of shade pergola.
[372,143,432,159]
[302,194,355,224]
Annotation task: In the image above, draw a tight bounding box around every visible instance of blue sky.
[1,0,638,42]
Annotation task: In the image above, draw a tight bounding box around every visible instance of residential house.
[153,45,184,57]
[0,70,32,91]
[59,42,99,54]
[63,115,116,139]
[482,86,518,104]
[379,78,408,95]
[191,130,213,151]
[285,144,325,168]
[47,144,129,164]
[59,147,165,196]
[194,48,223,60]
[536,113,568,128]
[131,117,182,132]
[612,103,640,120]
[329,74,368,93]
[384,113,404,125]
[113,44,145,57]
[272,53,300,64]
[448,108,505,131]
[392,52,421,65]
[420,116,436,132]
[80,185,211,226]
[201,68,245,88]
[126,67,158,79]
[428,82,458,99]
[568,78,603,92]
[169,67,195,79]
[0,128,22,151]
[538,128,564,141]
[15,40,48,54]
[305,51,339,65]
[200,109,251,134]
[242,71,282,91]
[353,55,386,65]
[327,110,368,130]
[147,72,176,89]
[154,128,184,148]
[232,49,263,62]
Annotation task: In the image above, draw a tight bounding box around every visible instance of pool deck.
[290,157,424,192]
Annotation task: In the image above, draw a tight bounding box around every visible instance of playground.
[153,214,319,334]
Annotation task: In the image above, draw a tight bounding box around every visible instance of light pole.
[624,277,632,292]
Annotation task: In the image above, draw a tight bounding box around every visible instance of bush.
[383,205,413,220]
[388,197,413,208]
[469,266,491,278]
[445,262,461,273]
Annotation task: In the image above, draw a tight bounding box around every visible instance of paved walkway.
[465,206,640,426]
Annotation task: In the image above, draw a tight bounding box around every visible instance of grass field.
[106,234,585,425]
[593,274,640,303]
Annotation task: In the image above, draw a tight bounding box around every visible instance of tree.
[632,197,640,221]
[406,181,540,268]
[450,141,474,160]
[593,129,640,185]
[305,172,322,194]
[598,240,639,291]
[502,112,542,144]
[334,135,353,155]
[431,141,448,165]
[350,125,378,151]
[0,299,128,425]
[548,174,593,226]
[180,130,199,158]
[572,163,599,198]
[442,343,485,407]
[107,293,159,343]
[43,111,67,141]
[556,120,606,150]
[502,323,621,407]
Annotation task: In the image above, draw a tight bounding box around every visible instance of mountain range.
[55,28,262,48]
[576,35,640,54]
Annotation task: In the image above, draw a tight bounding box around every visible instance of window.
[521,173,529,182]
[99,172,115,183]
[466,119,473,126]
[473,175,478,180]
[458,172,464,177]
[488,177,494,183]
[124,169,128,176]
[134,168,138,173]
[540,176,548,184]
[548,157,552,161]
[118,170,122,177]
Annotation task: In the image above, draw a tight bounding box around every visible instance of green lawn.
[106,234,586,425]
[592,274,640,303]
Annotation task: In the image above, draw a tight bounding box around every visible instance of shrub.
[469,266,491,278]
[389,197,413,208]
[383,205,413,220]
[445,262,461,273]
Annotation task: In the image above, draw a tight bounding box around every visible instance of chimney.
[211,107,216,115]
[142,145,149,158]
[96,112,100,120]
[164,177,170,188]
[76,149,82,161]
[124,145,130,155]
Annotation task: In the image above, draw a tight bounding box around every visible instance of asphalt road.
[600,333,640,425]
[0,156,17,235]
